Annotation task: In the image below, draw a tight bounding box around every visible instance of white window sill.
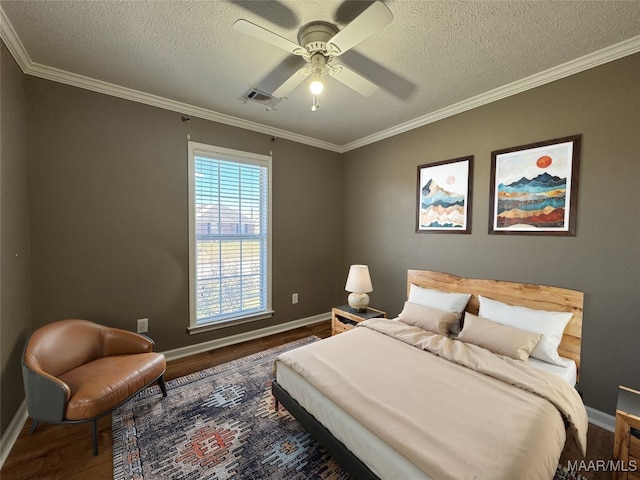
[187,310,275,335]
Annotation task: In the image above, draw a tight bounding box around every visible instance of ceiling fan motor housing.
[298,22,338,54]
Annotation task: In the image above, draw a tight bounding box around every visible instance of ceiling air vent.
[242,88,281,109]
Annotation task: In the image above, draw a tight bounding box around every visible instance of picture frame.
[489,135,581,236]
[416,156,473,234]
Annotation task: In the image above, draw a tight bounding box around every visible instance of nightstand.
[331,305,386,335]
[613,385,640,479]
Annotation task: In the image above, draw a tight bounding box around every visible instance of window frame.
[187,141,273,334]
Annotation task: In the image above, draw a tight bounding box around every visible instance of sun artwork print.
[494,141,574,231]
[419,159,470,231]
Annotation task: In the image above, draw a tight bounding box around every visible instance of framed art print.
[489,135,581,236]
[416,156,473,234]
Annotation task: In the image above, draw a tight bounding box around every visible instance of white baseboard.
[1,313,617,470]
[0,400,27,470]
[586,406,616,432]
[162,312,330,362]
[0,313,330,469]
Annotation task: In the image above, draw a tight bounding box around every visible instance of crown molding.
[26,63,344,153]
[342,35,640,152]
[0,6,29,71]
[2,3,638,154]
[0,6,342,153]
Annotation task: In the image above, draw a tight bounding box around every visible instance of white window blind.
[188,142,272,332]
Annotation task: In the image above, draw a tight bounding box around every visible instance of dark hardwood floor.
[1,320,614,479]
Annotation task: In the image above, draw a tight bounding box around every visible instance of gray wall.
[24,78,345,348]
[0,43,344,436]
[1,41,638,438]
[1,43,33,434]
[342,53,640,414]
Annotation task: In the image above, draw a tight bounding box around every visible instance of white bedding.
[528,356,577,386]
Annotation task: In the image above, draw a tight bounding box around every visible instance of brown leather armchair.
[22,319,167,455]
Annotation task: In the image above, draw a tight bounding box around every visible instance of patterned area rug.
[113,336,349,479]
[113,336,588,480]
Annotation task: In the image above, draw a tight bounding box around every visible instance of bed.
[272,270,588,480]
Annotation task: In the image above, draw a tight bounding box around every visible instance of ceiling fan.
[233,1,393,111]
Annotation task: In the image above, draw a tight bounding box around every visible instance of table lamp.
[345,265,373,312]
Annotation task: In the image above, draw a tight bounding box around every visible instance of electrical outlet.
[137,318,149,334]
[292,293,299,304]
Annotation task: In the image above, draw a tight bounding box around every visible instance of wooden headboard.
[407,270,584,377]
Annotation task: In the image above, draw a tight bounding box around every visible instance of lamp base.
[348,292,370,313]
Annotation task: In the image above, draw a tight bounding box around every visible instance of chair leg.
[92,420,98,456]
[29,420,39,434]
[157,375,167,397]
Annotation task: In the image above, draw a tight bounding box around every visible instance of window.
[188,142,272,333]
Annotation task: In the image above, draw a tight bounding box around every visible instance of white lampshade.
[345,265,373,293]
[345,265,373,312]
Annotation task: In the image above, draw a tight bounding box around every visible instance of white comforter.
[274,318,588,480]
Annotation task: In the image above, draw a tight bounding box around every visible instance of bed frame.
[272,269,584,479]
[272,380,380,479]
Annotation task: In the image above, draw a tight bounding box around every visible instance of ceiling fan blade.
[326,1,393,56]
[329,64,378,97]
[233,19,305,55]
[231,1,299,30]
[272,68,310,98]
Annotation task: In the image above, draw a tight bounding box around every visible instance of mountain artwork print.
[416,156,472,234]
[490,135,581,236]
[496,171,567,229]
[421,179,465,228]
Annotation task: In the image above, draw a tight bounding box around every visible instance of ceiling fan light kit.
[308,53,326,109]
[309,76,324,95]
[233,1,393,112]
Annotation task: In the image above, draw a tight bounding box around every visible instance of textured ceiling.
[2,1,639,151]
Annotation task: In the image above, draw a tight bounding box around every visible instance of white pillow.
[478,295,572,366]
[408,284,471,324]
